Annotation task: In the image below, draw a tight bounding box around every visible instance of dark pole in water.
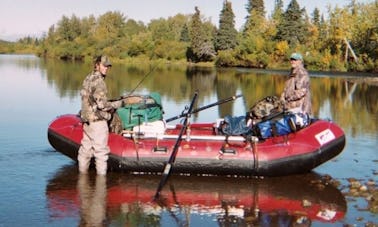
[154,91,198,200]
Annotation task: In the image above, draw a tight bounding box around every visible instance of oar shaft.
[154,92,198,199]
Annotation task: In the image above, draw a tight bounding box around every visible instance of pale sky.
[0,0,362,41]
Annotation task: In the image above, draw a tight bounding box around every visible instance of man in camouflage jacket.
[78,55,122,175]
[280,53,312,116]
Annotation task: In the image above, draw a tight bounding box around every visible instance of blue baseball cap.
[290,53,303,61]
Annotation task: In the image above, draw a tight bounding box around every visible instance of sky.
[0,0,365,42]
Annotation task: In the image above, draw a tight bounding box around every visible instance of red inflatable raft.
[47,113,345,176]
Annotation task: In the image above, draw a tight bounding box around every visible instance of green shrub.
[215,50,236,67]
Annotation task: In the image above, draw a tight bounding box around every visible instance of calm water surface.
[0,54,376,226]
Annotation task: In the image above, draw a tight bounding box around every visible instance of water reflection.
[77,174,107,226]
[46,165,347,226]
[0,54,40,68]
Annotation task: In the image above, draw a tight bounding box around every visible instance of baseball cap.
[290,53,303,61]
[97,55,112,67]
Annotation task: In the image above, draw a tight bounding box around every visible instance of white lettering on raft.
[315,129,336,145]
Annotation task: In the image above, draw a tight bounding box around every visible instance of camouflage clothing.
[80,71,121,122]
[248,96,283,120]
[78,68,122,175]
[280,64,312,115]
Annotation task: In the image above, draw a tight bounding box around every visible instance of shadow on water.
[46,165,347,226]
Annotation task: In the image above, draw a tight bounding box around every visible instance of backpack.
[220,115,252,136]
[247,96,283,121]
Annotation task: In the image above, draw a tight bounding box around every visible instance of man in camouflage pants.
[78,55,123,175]
[280,53,312,116]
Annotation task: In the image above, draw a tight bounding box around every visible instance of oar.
[165,94,243,123]
[154,92,198,200]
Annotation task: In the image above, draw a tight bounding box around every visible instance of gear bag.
[116,92,164,130]
[254,112,310,139]
[247,96,283,121]
[219,115,252,136]
[256,115,294,139]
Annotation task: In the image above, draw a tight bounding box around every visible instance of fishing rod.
[109,63,159,102]
[165,94,243,122]
[127,63,159,96]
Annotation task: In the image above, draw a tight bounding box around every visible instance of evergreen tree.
[189,6,203,62]
[246,0,265,17]
[348,0,358,15]
[244,0,265,32]
[275,0,308,46]
[215,0,238,51]
[312,8,321,27]
[236,0,269,68]
[189,7,215,62]
[319,15,327,42]
[272,0,284,23]
[308,7,322,50]
[270,0,284,41]
[180,24,190,42]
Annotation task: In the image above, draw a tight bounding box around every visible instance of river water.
[0,54,376,226]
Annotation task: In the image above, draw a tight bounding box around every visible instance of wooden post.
[344,38,359,63]
[344,41,348,62]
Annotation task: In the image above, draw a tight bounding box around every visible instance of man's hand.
[110,100,123,109]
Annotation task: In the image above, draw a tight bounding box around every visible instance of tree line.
[1,0,377,72]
